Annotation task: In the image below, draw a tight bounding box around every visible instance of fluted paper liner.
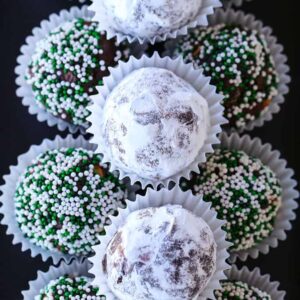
[89,186,231,300]
[222,265,286,300]
[22,260,92,300]
[89,0,222,45]
[0,134,136,265]
[87,52,226,189]
[168,8,290,132]
[15,6,95,134]
[219,132,298,262]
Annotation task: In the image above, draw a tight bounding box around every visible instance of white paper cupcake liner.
[87,52,227,189]
[89,0,222,45]
[22,259,92,300]
[0,134,136,265]
[219,132,299,262]
[89,186,231,300]
[222,265,286,300]
[167,8,290,132]
[206,9,290,132]
[15,6,94,134]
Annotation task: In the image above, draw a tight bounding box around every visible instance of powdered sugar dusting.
[104,205,217,300]
[101,0,204,39]
[103,67,210,180]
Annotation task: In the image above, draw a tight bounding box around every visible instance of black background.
[0,0,299,299]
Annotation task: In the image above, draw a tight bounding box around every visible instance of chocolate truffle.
[36,275,105,300]
[180,149,282,252]
[98,0,204,39]
[214,280,271,300]
[103,67,210,180]
[176,24,279,128]
[15,147,127,256]
[103,205,216,300]
[26,18,128,128]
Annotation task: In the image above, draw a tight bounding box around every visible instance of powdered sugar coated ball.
[100,0,204,39]
[103,67,210,180]
[103,205,217,300]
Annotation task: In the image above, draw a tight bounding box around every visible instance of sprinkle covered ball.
[175,24,279,128]
[15,147,127,256]
[36,275,105,300]
[26,18,128,128]
[180,149,282,252]
[103,205,216,300]
[214,280,271,300]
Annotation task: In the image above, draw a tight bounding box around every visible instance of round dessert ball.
[15,147,127,256]
[36,275,105,300]
[103,67,210,180]
[214,280,271,300]
[103,205,216,300]
[100,0,204,39]
[26,18,128,128]
[180,149,282,252]
[175,24,279,128]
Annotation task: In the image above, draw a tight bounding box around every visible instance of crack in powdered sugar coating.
[101,0,204,38]
[103,67,210,180]
[103,205,217,300]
